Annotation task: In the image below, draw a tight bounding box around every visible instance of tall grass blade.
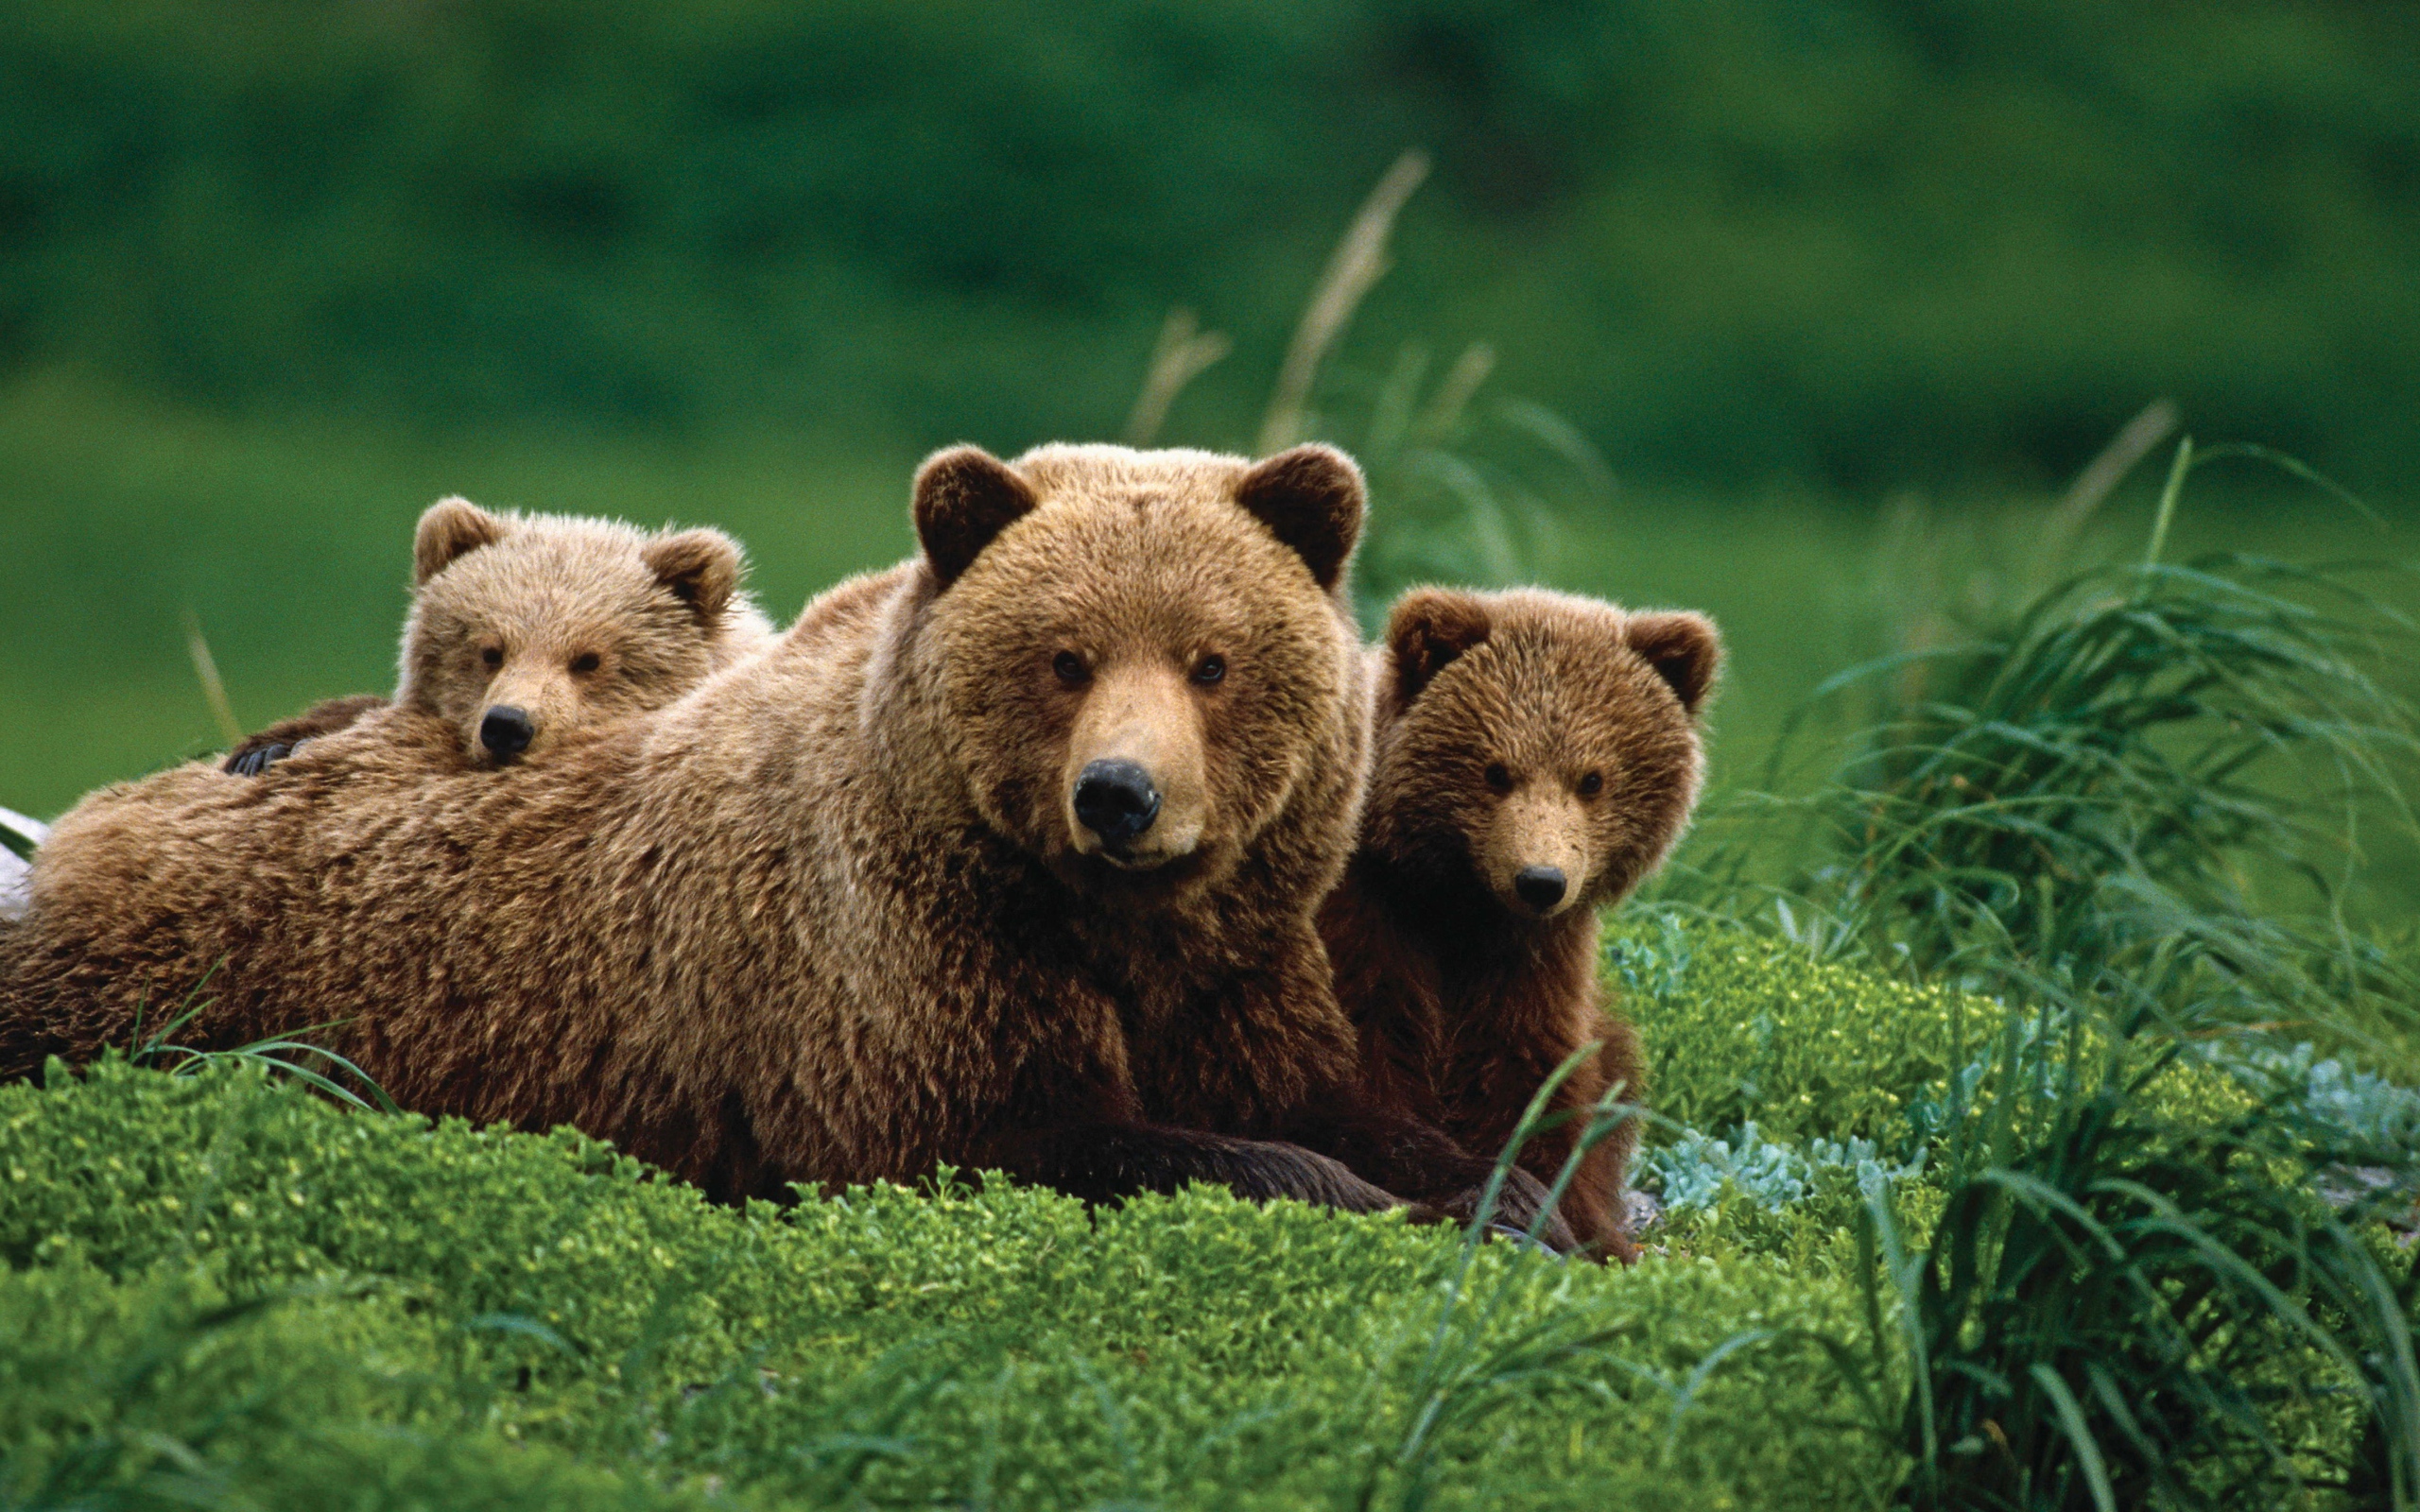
[2141,436,2191,575]
[1258,149,1428,455]
[0,803,46,861]
[2053,397,2177,535]
[1123,306,1231,446]
[180,607,244,747]
[2028,1365,2117,1512]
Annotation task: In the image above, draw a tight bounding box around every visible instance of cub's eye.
[1483,763,1513,795]
[480,646,504,669]
[1052,650,1089,685]
[1578,771,1604,798]
[570,652,601,674]
[1190,654,1226,686]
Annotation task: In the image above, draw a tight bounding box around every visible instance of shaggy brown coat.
[1320,587,1720,1259]
[222,497,771,775]
[2,445,1564,1240]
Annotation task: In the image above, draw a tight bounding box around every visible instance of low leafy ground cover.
[3,914,2413,1510]
[2,1057,1898,1511]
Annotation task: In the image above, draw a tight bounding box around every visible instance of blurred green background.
[2,0,2415,822]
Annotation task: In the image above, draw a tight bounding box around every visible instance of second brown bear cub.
[225,497,770,773]
[1322,588,1720,1259]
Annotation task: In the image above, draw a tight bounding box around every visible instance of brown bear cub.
[3,445,1566,1245]
[222,496,771,775]
[1321,587,1721,1260]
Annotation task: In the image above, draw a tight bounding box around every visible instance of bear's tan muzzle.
[472,668,575,765]
[1063,664,1207,868]
[1481,789,1594,919]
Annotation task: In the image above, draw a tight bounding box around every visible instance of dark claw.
[1486,1223,1568,1258]
[1430,1174,1582,1254]
[225,742,295,778]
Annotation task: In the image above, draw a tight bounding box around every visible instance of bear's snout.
[1481,789,1592,919]
[480,705,536,762]
[1059,662,1210,869]
[1073,759,1161,849]
[1512,866,1567,914]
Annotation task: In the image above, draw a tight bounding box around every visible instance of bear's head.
[399,497,769,765]
[1365,587,1720,921]
[905,442,1366,900]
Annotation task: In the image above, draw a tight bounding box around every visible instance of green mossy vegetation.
[2,1059,1898,1511]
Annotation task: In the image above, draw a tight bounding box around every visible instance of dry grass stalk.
[181,608,243,747]
[1123,307,1232,447]
[1256,149,1430,456]
[2051,396,2179,537]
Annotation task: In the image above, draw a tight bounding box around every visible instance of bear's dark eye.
[1484,763,1513,795]
[480,646,504,669]
[1052,650,1089,685]
[1578,771,1604,798]
[570,652,601,675]
[1191,654,1226,686]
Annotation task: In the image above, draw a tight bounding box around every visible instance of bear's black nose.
[1513,866,1567,912]
[480,706,535,761]
[1073,759,1161,847]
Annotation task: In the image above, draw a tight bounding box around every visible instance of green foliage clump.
[1614,914,1993,1148]
[2,1265,704,1511]
[0,1059,1901,1510]
[1876,1016,2418,1512]
[1622,468,2420,1504]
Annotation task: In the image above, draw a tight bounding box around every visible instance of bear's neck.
[1360,850,1601,1036]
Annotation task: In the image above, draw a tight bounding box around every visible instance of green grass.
[1612,465,2420,1506]
[1,1060,1900,1511]
[9,1,2420,487]
[5,929,2409,1509]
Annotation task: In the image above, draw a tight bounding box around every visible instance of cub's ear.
[644,528,744,621]
[913,445,1039,590]
[1236,444,1364,592]
[1627,610,1722,716]
[1387,588,1493,704]
[413,497,510,586]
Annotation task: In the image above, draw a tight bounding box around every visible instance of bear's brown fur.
[3,446,1564,1241]
[1320,587,1721,1258]
[222,497,771,775]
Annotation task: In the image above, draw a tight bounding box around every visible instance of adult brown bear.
[0,445,1566,1243]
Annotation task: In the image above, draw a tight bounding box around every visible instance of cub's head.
[398,497,770,765]
[908,441,1366,898]
[1366,587,1720,920]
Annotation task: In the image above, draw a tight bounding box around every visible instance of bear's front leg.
[1198,942,1584,1253]
[984,1120,1405,1215]
[971,1027,1409,1217]
[1282,1094,1582,1253]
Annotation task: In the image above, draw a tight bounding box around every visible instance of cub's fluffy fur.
[1322,587,1720,1258]
[223,498,770,774]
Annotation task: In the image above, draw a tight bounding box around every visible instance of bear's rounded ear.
[644,528,744,621]
[1236,444,1364,592]
[913,445,1039,590]
[414,497,510,586]
[1627,611,1722,717]
[1387,588,1493,704]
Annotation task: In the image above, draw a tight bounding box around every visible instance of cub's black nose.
[1073,759,1161,847]
[480,706,535,761]
[1513,866,1567,912]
